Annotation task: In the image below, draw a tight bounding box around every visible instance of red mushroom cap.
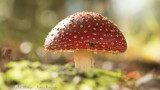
[44,12,127,54]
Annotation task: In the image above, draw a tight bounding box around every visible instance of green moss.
[0,73,9,90]
[2,60,124,90]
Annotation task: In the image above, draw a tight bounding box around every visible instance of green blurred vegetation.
[0,60,124,90]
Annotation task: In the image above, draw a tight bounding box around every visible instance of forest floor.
[0,48,160,90]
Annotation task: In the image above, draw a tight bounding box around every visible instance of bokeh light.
[20,41,32,54]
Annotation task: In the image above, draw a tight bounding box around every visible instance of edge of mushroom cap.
[44,48,126,54]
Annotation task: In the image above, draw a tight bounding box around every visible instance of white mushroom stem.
[74,50,95,69]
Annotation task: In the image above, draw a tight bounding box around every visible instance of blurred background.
[0,0,160,68]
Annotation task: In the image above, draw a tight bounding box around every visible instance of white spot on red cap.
[100,37,103,40]
[74,35,77,38]
[111,30,114,32]
[111,42,114,45]
[84,30,87,33]
[81,37,84,39]
[73,25,76,27]
[80,25,83,28]
[93,33,97,35]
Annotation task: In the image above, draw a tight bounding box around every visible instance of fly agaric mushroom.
[44,12,127,69]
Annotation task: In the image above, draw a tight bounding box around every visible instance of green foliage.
[1,60,123,90]
[0,73,9,90]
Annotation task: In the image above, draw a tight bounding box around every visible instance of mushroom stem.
[74,50,95,69]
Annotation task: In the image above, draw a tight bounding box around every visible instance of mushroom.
[44,12,127,69]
